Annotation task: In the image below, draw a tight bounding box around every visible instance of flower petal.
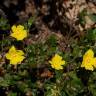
[84,49,94,59]
[17,25,24,30]
[9,46,16,52]
[11,25,17,33]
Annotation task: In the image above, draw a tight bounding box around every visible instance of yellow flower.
[49,54,65,70]
[81,49,96,71]
[5,46,25,65]
[10,25,27,40]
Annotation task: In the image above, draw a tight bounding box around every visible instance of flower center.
[12,53,18,58]
[86,57,91,64]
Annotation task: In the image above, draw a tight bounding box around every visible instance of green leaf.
[46,35,57,47]
[8,92,17,96]
[27,17,35,28]
[87,28,96,41]
[79,9,87,25]
[17,82,29,93]
[0,74,12,87]
[89,84,96,96]
[88,14,96,23]
[0,17,10,30]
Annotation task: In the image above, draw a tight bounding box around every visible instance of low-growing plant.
[0,13,96,96]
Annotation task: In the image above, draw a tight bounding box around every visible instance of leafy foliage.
[0,4,96,95]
